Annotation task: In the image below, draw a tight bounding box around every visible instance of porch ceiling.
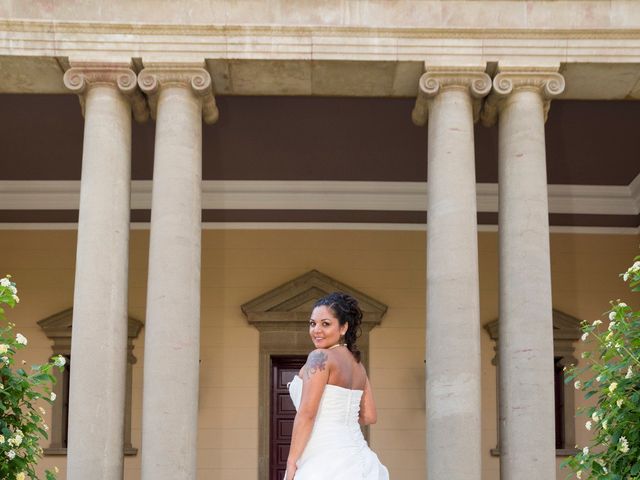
[0,93,638,230]
[0,93,638,185]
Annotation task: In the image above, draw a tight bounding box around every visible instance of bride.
[285,292,389,479]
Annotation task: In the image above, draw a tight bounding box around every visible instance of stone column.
[412,68,491,480]
[137,64,217,480]
[482,69,565,479]
[63,63,147,480]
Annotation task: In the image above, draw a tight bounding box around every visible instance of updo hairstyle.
[313,292,363,362]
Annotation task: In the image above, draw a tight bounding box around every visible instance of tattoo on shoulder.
[304,350,327,380]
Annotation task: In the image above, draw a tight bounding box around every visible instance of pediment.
[241,270,387,326]
[37,308,143,339]
[484,309,582,341]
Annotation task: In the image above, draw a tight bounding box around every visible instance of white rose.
[50,392,56,401]
[582,446,589,455]
[581,332,589,341]
[0,278,10,287]
[609,382,618,394]
[585,421,592,431]
[619,436,629,453]
[608,311,616,321]
[592,319,602,327]
[5,449,15,459]
[15,333,27,345]
[0,344,8,354]
[53,355,66,367]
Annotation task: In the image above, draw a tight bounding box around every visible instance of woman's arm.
[286,349,330,479]
[359,376,378,425]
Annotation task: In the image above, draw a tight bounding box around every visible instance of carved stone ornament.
[63,63,148,122]
[137,65,218,124]
[480,70,565,126]
[411,69,492,126]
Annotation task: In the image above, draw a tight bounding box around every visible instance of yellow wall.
[1,229,637,480]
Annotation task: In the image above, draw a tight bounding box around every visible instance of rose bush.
[0,275,64,480]
[562,255,640,479]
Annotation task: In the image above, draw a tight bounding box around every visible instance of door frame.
[269,355,307,480]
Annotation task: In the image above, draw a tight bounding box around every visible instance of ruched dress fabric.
[287,375,389,480]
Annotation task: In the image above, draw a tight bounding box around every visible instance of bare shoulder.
[302,349,332,380]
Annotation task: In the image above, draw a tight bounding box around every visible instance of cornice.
[412,69,491,126]
[0,180,637,216]
[4,19,640,39]
[2,20,640,62]
[63,62,148,122]
[138,65,218,124]
[481,70,565,126]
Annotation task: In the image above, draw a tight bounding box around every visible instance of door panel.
[270,356,306,480]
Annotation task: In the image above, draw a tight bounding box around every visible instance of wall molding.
[1,180,638,216]
[629,172,640,211]
[0,222,637,235]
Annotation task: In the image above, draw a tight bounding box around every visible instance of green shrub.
[562,256,640,479]
[0,276,64,480]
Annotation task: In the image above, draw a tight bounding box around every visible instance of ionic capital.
[480,70,565,126]
[63,63,148,122]
[411,69,492,126]
[137,65,218,124]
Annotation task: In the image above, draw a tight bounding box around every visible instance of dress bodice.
[286,375,389,479]
[288,375,363,426]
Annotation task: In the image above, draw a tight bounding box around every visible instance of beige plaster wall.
[0,229,637,480]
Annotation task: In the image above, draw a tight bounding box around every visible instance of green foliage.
[562,255,640,479]
[0,276,64,480]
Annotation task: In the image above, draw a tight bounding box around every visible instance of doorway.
[270,355,306,480]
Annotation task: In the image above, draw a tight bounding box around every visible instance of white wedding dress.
[288,375,389,479]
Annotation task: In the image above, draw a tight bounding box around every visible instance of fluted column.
[482,69,565,479]
[138,64,218,480]
[63,62,147,480]
[412,68,491,480]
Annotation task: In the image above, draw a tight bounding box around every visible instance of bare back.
[326,346,367,390]
[299,346,367,390]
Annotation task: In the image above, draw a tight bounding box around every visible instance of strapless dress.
[287,375,389,479]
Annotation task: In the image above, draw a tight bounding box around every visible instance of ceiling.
[0,93,638,229]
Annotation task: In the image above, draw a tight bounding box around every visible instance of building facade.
[1,1,639,479]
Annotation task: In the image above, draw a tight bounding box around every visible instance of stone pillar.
[63,63,147,480]
[412,68,491,480]
[482,69,565,479]
[137,64,218,480]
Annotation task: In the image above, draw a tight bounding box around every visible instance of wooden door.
[270,355,306,480]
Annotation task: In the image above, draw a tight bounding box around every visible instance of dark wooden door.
[270,355,306,480]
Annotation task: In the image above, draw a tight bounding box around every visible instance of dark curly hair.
[313,292,363,362]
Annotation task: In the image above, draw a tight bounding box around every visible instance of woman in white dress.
[285,292,389,480]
